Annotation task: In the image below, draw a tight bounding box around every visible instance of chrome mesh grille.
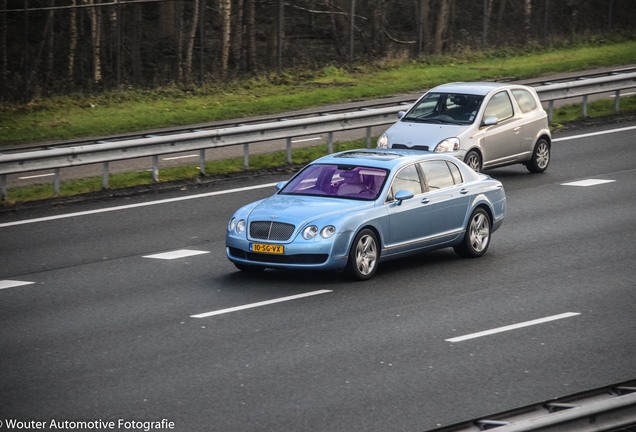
[249,221,295,241]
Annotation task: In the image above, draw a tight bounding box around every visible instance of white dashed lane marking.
[0,280,35,290]
[561,179,616,187]
[143,249,211,260]
[191,290,333,318]
[446,312,581,343]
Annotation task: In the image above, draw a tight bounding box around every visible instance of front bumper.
[226,233,351,271]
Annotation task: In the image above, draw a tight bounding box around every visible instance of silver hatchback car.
[377,82,552,173]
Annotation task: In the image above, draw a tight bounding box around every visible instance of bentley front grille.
[249,221,295,241]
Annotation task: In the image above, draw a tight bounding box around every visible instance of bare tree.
[271,0,284,70]
[523,0,532,36]
[68,0,78,84]
[85,0,103,84]
[220,0,231,78]
[415,0,432,56]
[131,3,142,84]
[0,0,6,98]
[245,0,257,72]
[184,0,200,81]
[433,0,451,54]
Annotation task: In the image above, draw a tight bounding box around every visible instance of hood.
[247,194,371,227]
[386,121,469,148]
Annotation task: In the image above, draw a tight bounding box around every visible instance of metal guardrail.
[1,71,636,201]
[425,380,636,432]
[540,71,636,119]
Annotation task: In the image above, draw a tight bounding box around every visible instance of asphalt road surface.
[1,120,635,432]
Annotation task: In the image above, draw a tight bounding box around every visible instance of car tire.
[525,138,550,173]
[454,208,491,258]
[346,229,379,281]
[234,262,265,272]
[464,150,482,172]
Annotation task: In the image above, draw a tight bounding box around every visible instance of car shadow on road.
[212,249,469,290]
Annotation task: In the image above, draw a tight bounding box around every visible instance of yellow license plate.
[250,243,284,254]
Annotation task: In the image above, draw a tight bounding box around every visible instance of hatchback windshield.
[403,92,484,125]
[280,164,388,200]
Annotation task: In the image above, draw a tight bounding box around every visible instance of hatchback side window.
[421,160,455,190]
[389,164,423,200]
[484,91,513,121]
[511,88,538,113]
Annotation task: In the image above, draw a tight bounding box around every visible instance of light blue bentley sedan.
[226,149,506,280]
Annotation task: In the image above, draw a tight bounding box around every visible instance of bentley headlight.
[228,217,236,232]
[320,225,337,239]
[236,219,246,234]
[302,225,318,240]
[434,137,460,152]
[377,133,388,149]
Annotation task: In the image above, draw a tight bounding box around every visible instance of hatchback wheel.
[526,138,550,173]
[464,150,482,172]
[454,208,491,258]
[347,229,379,280]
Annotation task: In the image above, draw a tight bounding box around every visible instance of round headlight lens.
[321,225,336,239]
[228,217,236,232]
[302,225,318,240]
[434,137,460,152]
[377,133,388,149]
[236,219,246,234]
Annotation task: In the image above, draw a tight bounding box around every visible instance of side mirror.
[275,181,287,191]
[395,189,414,205]
[482,116,498,127]
[397,110,406,119]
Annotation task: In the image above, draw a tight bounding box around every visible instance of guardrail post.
[102,162,110,190]
[0,174,7,203]
[547,101,554,122]
[327,132,334,154]
[286,137,292,164]
[152,155,159,182]
[199,149,206,175]
[614,90,621,112]
[243,143,250,169]
[53,168,61,194]
[582,95,588,117]
[365,127,372,148]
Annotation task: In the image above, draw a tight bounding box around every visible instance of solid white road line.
[162,154,199,161]
[0,182,278,228]
[18,173,55,180]
[445,312,581,343]
[0,280,35,290]
[552,125,636,142]
[291,137,322,143]
[191,289,333,318]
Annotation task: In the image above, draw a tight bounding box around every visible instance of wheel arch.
[354,224,383,251]
[538,132,552,146]
[469,201,494,226]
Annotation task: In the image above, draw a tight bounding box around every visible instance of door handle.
[421,198,430,204]
[460,188,468,195]
[513,126,521,134]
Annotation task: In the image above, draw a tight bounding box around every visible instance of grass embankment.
[2,40,636,204]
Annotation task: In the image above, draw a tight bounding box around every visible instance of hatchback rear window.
[512,88,538,113]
